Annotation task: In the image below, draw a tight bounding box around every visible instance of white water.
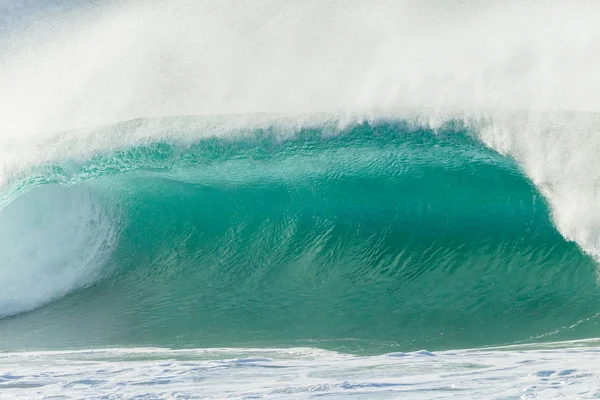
[2,0,600,132]
[0,184,118,318]
[1,342,600,399]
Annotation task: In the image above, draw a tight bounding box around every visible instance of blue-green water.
[1,119,599,354]
[3,1,600,398]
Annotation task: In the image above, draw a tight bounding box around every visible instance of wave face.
[1,119,600,353]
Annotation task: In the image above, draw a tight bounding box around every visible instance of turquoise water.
[1,119,599,354]
[3,1,600,398]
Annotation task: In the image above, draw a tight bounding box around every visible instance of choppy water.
[2,342,600,399]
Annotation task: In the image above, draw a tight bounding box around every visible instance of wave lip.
[0,184,119,318]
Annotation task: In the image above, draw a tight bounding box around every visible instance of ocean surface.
[2,1,600,399]
[2,341,600,399]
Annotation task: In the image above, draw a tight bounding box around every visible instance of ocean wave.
[1,119,599,352]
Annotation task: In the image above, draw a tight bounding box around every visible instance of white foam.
[1,343,600,399]
[0,184,119,318]
[478,112,600,259]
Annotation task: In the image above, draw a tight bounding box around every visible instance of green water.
[1,120,599,354]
